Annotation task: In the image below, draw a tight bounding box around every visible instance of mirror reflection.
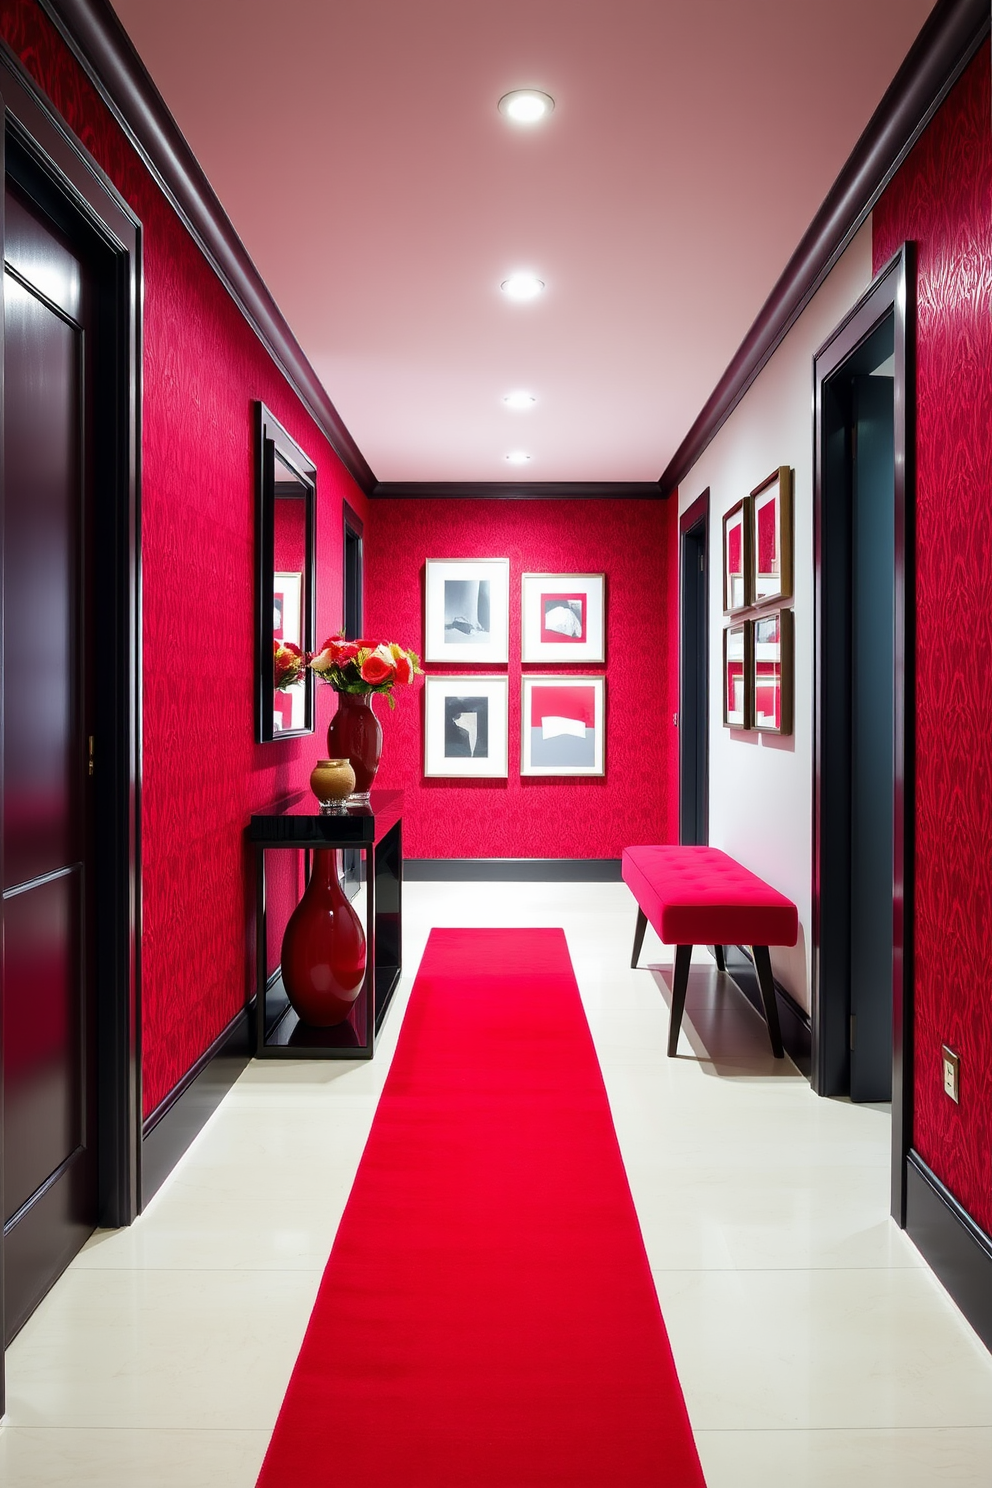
[256,405,316,742]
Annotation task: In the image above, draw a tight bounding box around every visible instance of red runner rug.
[256,928,705,1487]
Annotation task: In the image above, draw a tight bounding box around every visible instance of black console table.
[248,789,403,1059]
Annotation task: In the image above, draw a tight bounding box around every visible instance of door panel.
[2,273,81,890]
[3,181,96,1344]
[4,871,85,1221]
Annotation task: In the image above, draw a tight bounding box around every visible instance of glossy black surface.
[250,789,403,847]
[3,179,97,1344]
[251,793,404,1060]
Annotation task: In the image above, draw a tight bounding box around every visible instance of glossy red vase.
[326,691,382,804]
[281,850,366,1026]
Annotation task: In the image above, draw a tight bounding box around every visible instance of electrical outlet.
[941,1045,960,1104]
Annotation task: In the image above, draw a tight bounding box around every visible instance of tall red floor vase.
[281,850,366,1026]
[326,691,381,804]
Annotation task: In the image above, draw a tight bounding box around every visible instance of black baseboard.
[721,943,812,1076]
[140,1004,253,1208]
[404,857,623,882]
[906,1151,992,1353]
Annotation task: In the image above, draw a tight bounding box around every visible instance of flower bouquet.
[310,635,422,802]
[309,634,422,707]
[273,640,306,690]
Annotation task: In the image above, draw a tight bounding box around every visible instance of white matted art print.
[520,572,605,663]
[424,558,510,664]
[520,675,605,776]
[424,675,509,778]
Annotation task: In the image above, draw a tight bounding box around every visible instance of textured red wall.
[873,46,992,1235]
[363,498,679,859]
[2,2,368,1117]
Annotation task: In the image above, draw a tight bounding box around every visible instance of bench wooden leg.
[667,944,693,1057]
[753,944,785,1058]
[630,906,648,969]
[714,944,726,972]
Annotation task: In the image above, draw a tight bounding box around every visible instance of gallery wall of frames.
[422,561,606,779]
[722,467,795,735]
[364,496,679,861]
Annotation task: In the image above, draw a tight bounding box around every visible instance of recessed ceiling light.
[505,451,532,464]
[498,90,555,124]
[503,391,536,409]
[501,273,545,301]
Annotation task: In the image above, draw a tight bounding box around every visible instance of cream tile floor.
[2,880,991,1485]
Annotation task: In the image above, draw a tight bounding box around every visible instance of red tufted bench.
[622,845,799,1059]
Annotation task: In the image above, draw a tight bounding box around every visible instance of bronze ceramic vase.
[309,757,355,813]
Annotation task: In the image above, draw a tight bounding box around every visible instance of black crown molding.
[372,481,665,501]
[38,0,377,494]
[659,0,990,496]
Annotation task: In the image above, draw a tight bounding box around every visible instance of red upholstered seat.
[622,845,798,948]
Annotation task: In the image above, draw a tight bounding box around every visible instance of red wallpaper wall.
[873,46,992,1235]
[2,2,369,1117]
[364,498,679,859]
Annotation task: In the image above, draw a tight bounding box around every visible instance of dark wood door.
[2,179,97,1343]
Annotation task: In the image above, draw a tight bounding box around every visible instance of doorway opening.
[341,503,364,896]
[679,490,709,845]
[813,245,914,1221]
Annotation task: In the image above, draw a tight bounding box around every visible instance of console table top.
[249,788,404,846]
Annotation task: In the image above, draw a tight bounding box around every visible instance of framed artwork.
[751,466,793,604]
[424,675,509,778]
[273,571,305,733]
[520,572,605,663]
[424,558,510,663]
[750,608,793,734]
[722,499,751,613]
[723,621,752,728]
[520,675,605,776]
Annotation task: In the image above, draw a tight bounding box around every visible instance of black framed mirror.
[255,403,316,741]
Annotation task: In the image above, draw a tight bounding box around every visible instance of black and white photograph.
[521,573,605,663]
[425,558,509,663]
[443,694,489,758]
[443,578,491,644]
[425,675,508,777]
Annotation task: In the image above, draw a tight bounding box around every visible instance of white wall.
[679,222,873,1011]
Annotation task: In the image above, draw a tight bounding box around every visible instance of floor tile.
[0,1428,269,1488]
[655,1264,992,1430]
[694,1427,992,1487]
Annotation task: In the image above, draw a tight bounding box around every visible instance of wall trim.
[38,0,376,494]
[722,944,812,1076]
[659,0,989,495]
[372,481,665,501]
[140,1004,253,1208]
[405,858,624,882]
[906,1152,992,1353]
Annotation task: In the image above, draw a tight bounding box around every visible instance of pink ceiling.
[111,0,934,483]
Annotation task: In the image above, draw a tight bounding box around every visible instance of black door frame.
[812,243,915,1222]
[679,490,709,845]
[343,501,364,640]
[0,44,141,1399]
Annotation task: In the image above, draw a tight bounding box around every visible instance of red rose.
[360,653,394,685]
[393,654,413,685]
